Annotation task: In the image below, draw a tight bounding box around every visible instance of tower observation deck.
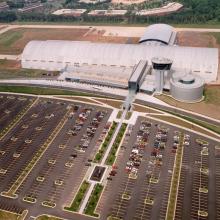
[151,57,173,93]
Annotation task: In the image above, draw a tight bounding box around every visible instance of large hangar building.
[21,24,219,102]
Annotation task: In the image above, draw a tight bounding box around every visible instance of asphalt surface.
[0,94,219,220]
[99,117,177,220]
[0,94,112,220]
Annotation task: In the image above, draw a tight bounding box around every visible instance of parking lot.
[97,117,178,220]
[0,98,70,194]
[0,94,111,217]
[18,104,110,209]
[98,117,219,220]
[0,94,34,133]
[174,135,217,220]
[0,94,219,220]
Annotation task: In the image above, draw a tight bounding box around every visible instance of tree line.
[0,0,219,24]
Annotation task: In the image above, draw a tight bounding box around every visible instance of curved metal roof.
[139,24,175,45]
[21,40,218,83]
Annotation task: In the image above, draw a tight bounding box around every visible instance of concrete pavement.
[0,54,20,60]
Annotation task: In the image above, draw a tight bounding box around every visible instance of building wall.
[170,79,204,102]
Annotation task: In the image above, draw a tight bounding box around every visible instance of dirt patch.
[83,28,139,44]
[176,31,216,48]
[150,115,220,140]
[0,59,21,69]
[0,28,89,54]
[0,26,6,31]
[0,27,139,55]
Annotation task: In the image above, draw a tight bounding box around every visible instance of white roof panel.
[139,24,175,45]
[21,40,218,83]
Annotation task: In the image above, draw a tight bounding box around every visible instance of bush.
[85,184,103,216]
[93,122,118,163]
[65,181,90,212]
[105,123,127,165]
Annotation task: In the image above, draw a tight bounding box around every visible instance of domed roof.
[139,24,175,45]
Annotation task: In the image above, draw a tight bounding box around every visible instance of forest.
[0,0,219,24]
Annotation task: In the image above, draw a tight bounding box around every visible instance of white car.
[184,141,190,146]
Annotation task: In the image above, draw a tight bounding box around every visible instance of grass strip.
[137,101,220,135]
[84,184,103,217]
[179,114,220,135]
[0,85,104,96]
[116,111,122,119]
[166,133,184,220]
[64,181,90,212]
[93,121,117,163]
[105,123,127,165]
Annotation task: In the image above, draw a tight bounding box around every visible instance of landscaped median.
[64,181,90,212]
[105,123,127,165]
[0,97,36,140]
[84,183,104,217]
[166,133,184,220]
[93,122,117,163]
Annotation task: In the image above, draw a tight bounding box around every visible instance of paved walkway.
[0,54,20,60]
[79,182,96,214]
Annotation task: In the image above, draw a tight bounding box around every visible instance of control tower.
[151,57,173,93]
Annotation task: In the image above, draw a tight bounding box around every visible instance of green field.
[0,210,20,220]
[85,184,103,217]
[94,121,117,163]
[0,85,101,96]
[204,86,220,106]
[0,30,23,47]
[105,123,127,165]
[0,65,53,80]
[65,181,90,212]
[36,215,62,220]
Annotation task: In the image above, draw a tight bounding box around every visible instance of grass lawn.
[65,181,90,212]
[181,114,220,135]
[150,115,220,139]
[93,121,117,163]
[154,85,220,120]
[0,85,102,96]
[0,210,20,220]
[36,215,62,220]
[105,123,127,165]
[84,184,103,217]
[0,60,59,79]
[0,29,24,47]
[209,32,220,44]
[0,68,54,80]
[166,134,183,220]
[204,86,220,106]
